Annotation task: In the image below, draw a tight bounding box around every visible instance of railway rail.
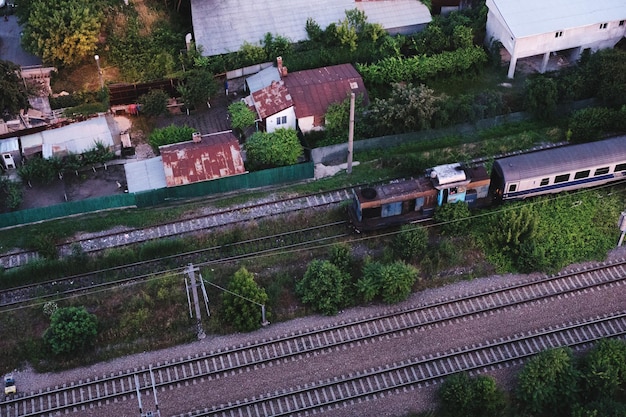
[1,257,624,417]
[0,221,350,309]
[0,188,354,270]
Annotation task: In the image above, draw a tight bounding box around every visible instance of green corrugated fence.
[0,162,315,228]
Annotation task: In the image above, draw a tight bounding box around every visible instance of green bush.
[43,306,98,355]
[567,107,624,143]
[392,224,429,261]
[438,373,506,417]
[139,89,170,117]
[148,124,197,151]
[434,202,471,235]
[356,259,419,304]
[244,128,303,171]
[297,260,350,315]
[221,267,270,332]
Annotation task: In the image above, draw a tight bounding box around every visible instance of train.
[348,136,626,232]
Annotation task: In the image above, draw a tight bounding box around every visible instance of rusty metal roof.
[160,131,246,187]
[251,80,293,119]
[283,63,369,121]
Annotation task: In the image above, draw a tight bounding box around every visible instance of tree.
[323,94,367,145]
[438,372,507,417]
[228,101,257,134]
[378,261,419,304]
[0,59,29,117]
[356,260,419,304]
[139,89,170,117]
[525,75,559,121]
[148,124,197,151]
[296,260,350,315]
[0,178,23,212]
[516,348,579,417]
[221,267,269,332]
[21,0,103,66]
[244,128,303,170]
[369,83,444,134]
[392,224,429,261]
[578,339,626,402]
[178,68,218,108]
[43,306,98,355]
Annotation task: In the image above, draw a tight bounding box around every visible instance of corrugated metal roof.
[252,80,293,119]
[490,0,626,38]
[159,131,246,187]
[246,66,281,94]
[20,116,114,159]
[124,157,168,193]
[284,63,369,121]
[191,0,431,57]
[494,136,626,182]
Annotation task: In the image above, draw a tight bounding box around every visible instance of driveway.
[0,14,42,67]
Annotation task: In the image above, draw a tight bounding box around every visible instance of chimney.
[277,56,283,78]
[192,132,202,143]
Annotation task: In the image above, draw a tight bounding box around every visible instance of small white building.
[486,0,626,78]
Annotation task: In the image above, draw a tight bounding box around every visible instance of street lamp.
[94,54,104,90]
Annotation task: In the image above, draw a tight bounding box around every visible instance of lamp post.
[94,54,104,90]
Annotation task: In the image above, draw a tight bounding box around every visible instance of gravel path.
[10,245,626,416]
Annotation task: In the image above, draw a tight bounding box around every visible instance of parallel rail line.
[0,221,350,309]
[1,258,624,416]
[0,188,353,270]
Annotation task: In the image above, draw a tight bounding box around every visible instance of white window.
[276,115,287,125]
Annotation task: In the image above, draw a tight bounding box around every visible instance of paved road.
[0,14,42,66]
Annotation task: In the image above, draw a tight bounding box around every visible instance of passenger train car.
[489,136,626,201]
[348,136,626,232]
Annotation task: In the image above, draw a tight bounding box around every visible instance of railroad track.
[0,188,354,270]
[2,258,624,416]
[0,221,350,309]
[184,313,626,417]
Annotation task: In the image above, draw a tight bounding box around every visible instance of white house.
[485,0,626,78]
[247,79,297,133]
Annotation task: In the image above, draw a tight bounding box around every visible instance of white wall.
[265,107,296,133]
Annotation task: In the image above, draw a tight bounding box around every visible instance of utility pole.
[347,92,355,174]
[618,211,626,247]
[185,264,206,340]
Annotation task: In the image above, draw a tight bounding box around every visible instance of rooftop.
[191,0,431,56]
[489,0,626,38]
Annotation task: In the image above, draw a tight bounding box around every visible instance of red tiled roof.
[160,131,246,187]
[283,63,369,121]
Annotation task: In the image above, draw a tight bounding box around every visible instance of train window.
[574,170,590,179]
[508,184,517,192]
[554,174,570,183]
[615,163,626,172]
[540,178,549,186]
[594,167,609,176]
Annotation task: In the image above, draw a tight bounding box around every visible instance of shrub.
[438,373,506,417]
[244,128,303,171]
[297,260,350,315]
[44,306,98,355]
[392,224,429,261]
[221,267,270,332]
[139,89,170,117]
[434,202,471,235]
[567,107,622,143]
[148,124,197,151]
[228,101,257,134]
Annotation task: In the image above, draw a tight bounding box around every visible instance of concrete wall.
[311,100,597,164]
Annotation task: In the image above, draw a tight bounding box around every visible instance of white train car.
[489,136,626,201]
